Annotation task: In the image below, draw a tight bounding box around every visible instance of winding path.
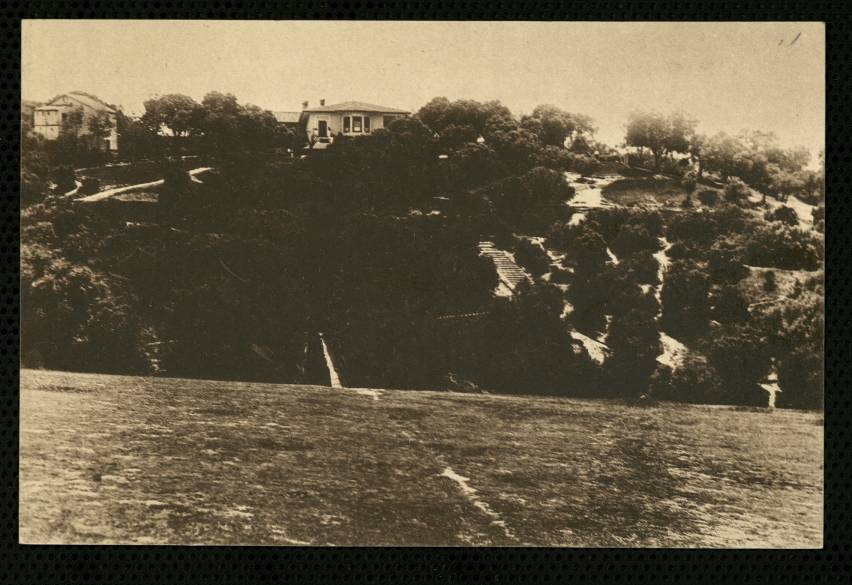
[75,167,214,203]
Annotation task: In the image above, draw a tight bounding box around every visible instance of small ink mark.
[788,32,801,47]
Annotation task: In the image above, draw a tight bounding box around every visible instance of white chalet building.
[299,100,409,148]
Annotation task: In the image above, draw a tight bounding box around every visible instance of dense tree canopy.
[520,104,596,148]
[142,93,203,136]
[625,111,697,170]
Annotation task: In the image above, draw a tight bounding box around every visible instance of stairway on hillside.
[478,242,532,295]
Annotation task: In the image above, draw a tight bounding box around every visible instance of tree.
[560,225,611,334]
[724,177,751,204]
[60,106,85,136]
[520,104,596,148]
[707,237,749,284]
[710,286,751,324]
[765,205,799,226]
[116,111,159,158]
[142,93,202,136]
[416,97,515,140]
[513,239,551,278]
[87,113,112,149]
[688,133,707,177]
[660,260,710,338]
[488,166,575,234]
[625,111,697,170]
[606,308,661,397]
[705,325,771,406]
[768,300,823,409]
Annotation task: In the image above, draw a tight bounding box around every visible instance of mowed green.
[20,369,822,547]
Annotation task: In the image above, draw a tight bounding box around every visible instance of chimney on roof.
[320,99,326,106]
[302,100,309,109]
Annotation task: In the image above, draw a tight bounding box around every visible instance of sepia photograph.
[20,20,824,546]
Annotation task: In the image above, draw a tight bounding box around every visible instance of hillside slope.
[20,369,822,547]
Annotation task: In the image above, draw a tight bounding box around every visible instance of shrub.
[587,207,663,245]
[711,286,751,324]
[744,225,822,271]
[707,237,749,283]
[704,325,772,406]
[79,177,101,196]
[660,259,710,338]
[651,357,723,404]
[680,170,698,192]
[605,311,661,397]
[611,223,661,258]
[724,177,751,204]
[812,205,825,233]
[697,189,719,206]
[549,266,573,284]
[765,205,799,226]
[666,240,703,261]
[618,249,660,285]
[763,270,777,293]
[513,239,551,278]
[50,165,77,194]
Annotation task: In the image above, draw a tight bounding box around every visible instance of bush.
[605,312,661,397]
[812,205,825,233]
[651,357,724,404]
[611,223,661,258]
[660,259,710,338]
[50,165,77,194]
[513,239,551,278]
[697,189,719,206]
[765,205,799,226]
[704,325,772,406]
[763,270,777,293]
[707,237,749,283]
[680,170,698,192]
[724,177,751,204]
[618,250,660,285]
[549,266,573,284]
[666,240,703,261]
[711,286,751,324]
[79,177,101,196]
[744,225,822,271]
[587,207,663,245]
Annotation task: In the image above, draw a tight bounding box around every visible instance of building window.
[364,116,371,133]
[352,116,362,132]
[343,116,351,133]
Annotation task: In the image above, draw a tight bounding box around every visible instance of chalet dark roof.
[272,111,301,124]
[301,100,409,114]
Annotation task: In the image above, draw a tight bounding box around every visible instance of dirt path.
[76,167,213,203]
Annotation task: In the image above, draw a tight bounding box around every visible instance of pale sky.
[23,20,824,158]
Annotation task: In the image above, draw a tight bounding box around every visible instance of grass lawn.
[20,369,823,547]
[601,176,689,206]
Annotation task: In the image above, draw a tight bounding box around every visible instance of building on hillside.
[299,99,409,149]
[32,91,118,151]
[21,100,40,131]
[272,111,302,133]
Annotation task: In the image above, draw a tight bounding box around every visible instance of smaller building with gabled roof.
[32,91,119,151]
[298,99,409,148]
